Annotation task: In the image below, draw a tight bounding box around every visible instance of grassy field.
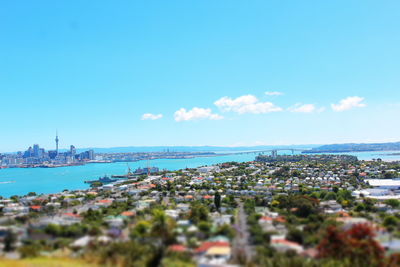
[0,257,97,267]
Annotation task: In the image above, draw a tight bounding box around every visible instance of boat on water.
[111,166,136,178]
[84,176,120,185]
[111,165,159,178]
[87,165,160,185]
[134,167,160,175]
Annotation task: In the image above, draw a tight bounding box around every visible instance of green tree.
[4,230,17,252]
[384,199,400,208]
[198,221,212,238]
[214,192,221,212]
[189,202,209,224]
[151,209,176,246]
[383,215,398,229]
[19,244,41,258]
[286,228,304,244]
[292,196,318,218]
[131,220,151,241]
[215,224,235,240]
[323,192,337,201]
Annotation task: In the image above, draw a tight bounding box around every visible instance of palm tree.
[151,209,175,246]
[148,209,176,267]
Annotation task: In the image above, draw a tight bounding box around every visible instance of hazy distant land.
[304,141,400,153]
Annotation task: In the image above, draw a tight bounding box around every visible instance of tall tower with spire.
[55,131,59,155]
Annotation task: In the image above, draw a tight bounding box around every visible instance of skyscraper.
[70,145,76,157]
[55,131,59,155]
[33,144,41,158]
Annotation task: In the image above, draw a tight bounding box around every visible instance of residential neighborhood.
[1,154,400,266]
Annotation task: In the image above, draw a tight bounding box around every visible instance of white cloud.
[174,107,223,122]
[265,91,283,96]
[214,94,282,114]
[289,104,315,113]
[288,103,325,113]
[331,96,366,112]
[141,113,163,120]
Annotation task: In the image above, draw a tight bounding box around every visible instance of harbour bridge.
[232,148,308,158]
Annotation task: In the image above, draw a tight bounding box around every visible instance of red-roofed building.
[138,186,150,190]
[259,216,273,222]
[195,241,230,254]
[169,244,188,252]
[99,199,113,203]
[35,198,46,203]
[337,211,350,217]
[97,199,113,207]
[274,216,287,223]
[121,211,135,217]
[63,213,81,218]
[271,239,303,254]
[30,205,42,211]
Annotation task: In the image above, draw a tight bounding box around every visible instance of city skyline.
[1,1,400,151]
[0,132,95,167]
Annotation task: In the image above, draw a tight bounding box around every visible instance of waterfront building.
[23,147,33,158]
[33,144,40,158]
[48,150,57,160]
[70,145,76,157]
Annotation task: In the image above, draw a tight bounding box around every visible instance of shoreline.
[0,154,226,170]
[1,152,399,198]
[1,152,399,172]
[3,149,400,170]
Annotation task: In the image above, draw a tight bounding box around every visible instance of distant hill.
[303,142,400,153]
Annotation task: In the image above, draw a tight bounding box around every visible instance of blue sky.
[1,1,400,152]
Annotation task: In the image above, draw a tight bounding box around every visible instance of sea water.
[0,151,399,198]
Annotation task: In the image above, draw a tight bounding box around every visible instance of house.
[29,205,43,212]
[336,217,370,230]
[165,209,179,220]
[176,203,190,212]
[121,211,135,218]
[195,241,230,255]
[45,202,61,209]
[320,200,343,214]
[258,216,276,232]
[380,239,400,254]
[71,235,92,248]
[200,246,231,265]
[198,166,220,173]
[3,204,29,216]
[270,236,304,254]
[105,216,125,228]
[96,199,113,207]
[136,200,153,210]
[61,213,83,224]
[177,220,191,227]
[211,214,233,227]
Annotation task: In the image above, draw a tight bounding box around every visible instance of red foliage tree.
[317,223,384,266]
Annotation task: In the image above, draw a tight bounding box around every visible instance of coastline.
[0,153,257,198]
[0,154,226,170]
[1,151,400,198]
